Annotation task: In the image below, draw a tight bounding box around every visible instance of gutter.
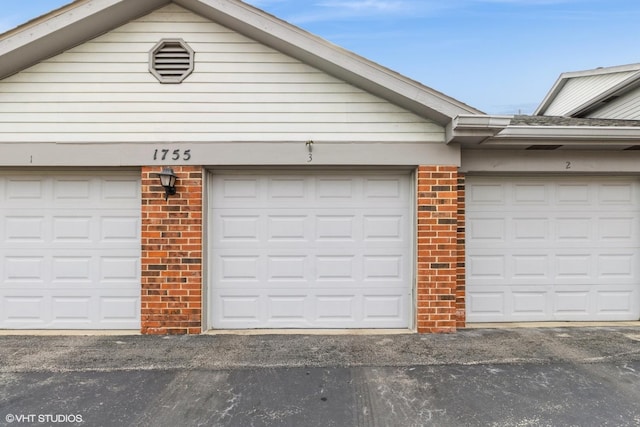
[446,114,512,144]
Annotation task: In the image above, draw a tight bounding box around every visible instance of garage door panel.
[599,216,636,241]
[363,293,406,323]
[217,254,261,282]
[364,255,403,281]
[4,216,46,242]
[598,254,636,279]
[217,215,261,242]
[1,288,139,328]
[100,216,139,242]
[98,293,139,324]
[556,217,592,240]
[0,172,140,329]
[270,215,310,241]
[3,255,45,284]
[555,254,593,280]
[210,172,411,329]
[364,214,405,241]
[268,178,309,203]
[219,295,261,322]
[214,289,409,328]
[468,217,506,242]
[597,289,636,314]
[554,290,591,316]
[512,291,549,317]
[3,215,139,248]
[557,183,590,203]
[512,254,549,278]
[2,294,46,325]
[315,295,356,323]
[467,176,640,322]
[513,217,549,241]
[513,183,549,204]
[467,290,506,318]
[316,255,357,282]
[599,183,635,204]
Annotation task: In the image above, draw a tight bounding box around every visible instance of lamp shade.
[158,168,177,188]
[152,167,178,200]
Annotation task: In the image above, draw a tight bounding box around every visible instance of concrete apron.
[1,322,639,336]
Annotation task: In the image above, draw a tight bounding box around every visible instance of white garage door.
[0,171,141,329]
[467,176,640,322]
[209,171,412,329]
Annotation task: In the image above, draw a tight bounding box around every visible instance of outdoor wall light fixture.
[153,167,178,200]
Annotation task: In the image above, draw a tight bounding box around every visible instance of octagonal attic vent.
[149,39,194,83]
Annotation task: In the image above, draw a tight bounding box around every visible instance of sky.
[2,0,640,114]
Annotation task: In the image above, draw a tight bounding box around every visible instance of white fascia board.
[488,125,640,144]
[176,0,483,125]
[533,77,567,115]
[561,62,640,78]
[0,0,168,80]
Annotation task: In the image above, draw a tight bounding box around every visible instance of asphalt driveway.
[1,327,640,426]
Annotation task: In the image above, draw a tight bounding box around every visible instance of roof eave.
[0,0,170,81]
[450,114,640,148]
[482,125,640,148]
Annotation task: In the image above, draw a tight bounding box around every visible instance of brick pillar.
[141,166,203,335]
[416,166,459,333]
[456,173,466,329]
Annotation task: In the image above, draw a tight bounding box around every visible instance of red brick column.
[416,166,459,333]
[456,173,466,329]
[141,166,203,335]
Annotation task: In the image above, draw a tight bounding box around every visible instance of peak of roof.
[559,62,640,79]
[0,0,482,125]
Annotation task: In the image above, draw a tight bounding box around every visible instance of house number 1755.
[153,149,192,161]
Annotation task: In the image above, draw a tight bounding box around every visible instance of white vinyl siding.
[0,4,442,144]
[466,176,640,323]
[544,71,637,116]
[586,86,640,120]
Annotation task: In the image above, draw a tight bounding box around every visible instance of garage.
[0,171,141,329]
[209,171,412,329]
[466,176,640,322]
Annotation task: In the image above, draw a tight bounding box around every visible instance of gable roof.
[534,63,640,117]
[0,0,482,126]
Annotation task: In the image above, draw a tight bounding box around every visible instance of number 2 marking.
[566,161,571,170]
